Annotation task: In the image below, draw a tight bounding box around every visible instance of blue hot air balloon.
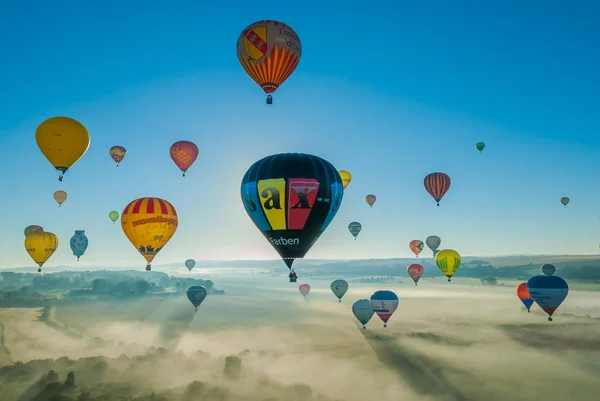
[541,264,556,276]
[185,259,196,271]
[370,290,399,328]
[348,222,362,240]
[526,275,569,321]
[352,299,374,329]
[187,285,208,311]
[69,230,88,261]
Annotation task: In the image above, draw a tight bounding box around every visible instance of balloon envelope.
[121,197,179,270]
[352,299,374,327]
[424,172,451,206]
[476,142,485,152]
[338,170,352,189]
[560,197,570,206]
[109,211,119,222]
[187,285,207,308]
[425,236,441,252]
[407,264,424,285]
[69,230,88,261]
[299,284,310,297]
[25,232,59,269]
[330,279,349,301]
[35,116,90,180]
[109,146,126,166]
[54,190,67,206]
[24,225,44,237]
[370,290,399,326]
[241,153,343,270]
[435,249,461,281]
[541,264,556,276]
[516,282,534,311]
[527,275,569,320]
[409,240,424,256]
[170,141,199,176]
[348,222,362,239]
[185,259,196,271]
[237,20,301,96]
[365,195,376,207]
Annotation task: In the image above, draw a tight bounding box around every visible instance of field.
[1,270,600,401]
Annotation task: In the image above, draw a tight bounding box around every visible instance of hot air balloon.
[170,141,199,177]
[352,299,374,329]
[541,264,556,276]
[69,230,88,261]
[409,240,424,257]
[435,249,461,281]
[370,290,399,328]
[299,283,311,298]
[366,194,376,208]
[240,153,343,275]
[121,197,179,271]
[338,170,352,190]
[560,197,570,207]
[25,232,58,273]
[433,249,440,258]
[330,279,349,302]
[516,282,534,313]
[237,20,301,104]
[54,190,67,207]
[109,211,119,223]
[424,172,451,206]
[24,225,44,237]
[348,222,362,240]
[187,285,207,311]
[527,275,569,321]
[109,146,127,167]
[475,142,485,152]
[185,259,196,271]
[426,235,441,255]
[36,117,90,181]
[407,264,424,286]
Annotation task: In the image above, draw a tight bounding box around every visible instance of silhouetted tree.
[223,355,242,380]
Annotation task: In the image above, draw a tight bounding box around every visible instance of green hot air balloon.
[476,142,485,152]
[241,153,344,277]
[330,279,349,302]
[109,211,119,223]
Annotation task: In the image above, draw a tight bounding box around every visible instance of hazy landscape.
[1,255,599,401]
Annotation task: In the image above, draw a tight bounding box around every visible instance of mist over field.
[1,260,599,401]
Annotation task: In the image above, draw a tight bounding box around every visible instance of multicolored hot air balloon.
[109,146,127,167]
[25,231,58,273]
[299,283,311,298]
[426,235,441,255]
[407,264,424,286]
[516,282,534,313]
[170,141,199,177]
[435,249,461,281]
[560,197,570,207]
[240,153,343,275]
[24,225,44,237]
[527,275,569,321]
[424,172,451,206]
[409,240,424,257]
[54,190,67,207]
[433,249,440,257]
[69,230,88,261]
[541,264,556,276]
[348,222,362,240]
[237,20,301,104]
[476,142,485,152]
[121,197,179,270]
[352,299,374,329]
[370,290,398,328]
[109,211,119,223]
[185,259,196,271]
[338,170,352,190]
[330,279,349,302]
[366,194,376,208]
[187,285,207,311]
[36,117,91,181]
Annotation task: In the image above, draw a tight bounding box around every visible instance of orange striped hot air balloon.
[237,20,302,104]
[170,141,199,177]
[121,197,179,271]
[424,172,451,206]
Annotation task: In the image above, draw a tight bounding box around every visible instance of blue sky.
[1,0,599,269]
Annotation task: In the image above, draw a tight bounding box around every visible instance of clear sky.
[1,0,599,269]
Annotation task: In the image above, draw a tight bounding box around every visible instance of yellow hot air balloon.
[338,170,352,190]
[25,231,59,273]
[121,197,179,271]
[36,116,91,181]
[54,190,67,207]
[435,249,461,282]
